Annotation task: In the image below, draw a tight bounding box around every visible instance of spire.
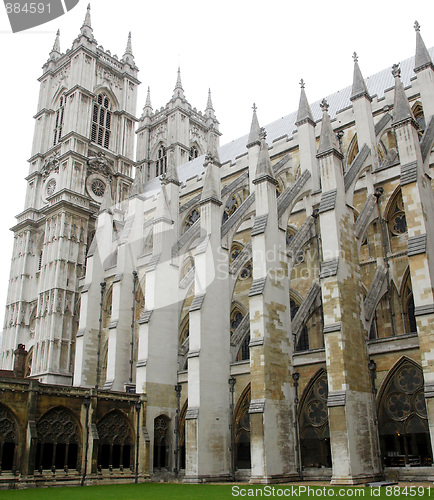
[80,4,93,39]
[205,88,215,119]
[247,103,261,148]
[350,52,371,101]
[99,183,113,213]
[122,32,135,65]
[414,21,434,73]
[296,80,315,126]
[49,30,61,60]
[254,129,277,184]
[391,63,416,127]
[172,67,185,100]
[200,160,221,204]
[141,86,153,117]
[317,99,341,156]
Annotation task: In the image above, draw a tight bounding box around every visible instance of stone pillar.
[317,101,381,484]
[248,133,296,483]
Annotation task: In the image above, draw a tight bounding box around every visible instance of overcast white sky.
[0,0,433,337]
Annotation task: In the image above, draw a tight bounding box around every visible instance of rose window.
[46,179,56,196]
[91,179,106,197]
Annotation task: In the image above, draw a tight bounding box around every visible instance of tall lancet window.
[53,94,66,146]
[91,93,112,149]
[156,145,167,176]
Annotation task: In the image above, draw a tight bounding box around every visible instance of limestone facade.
[1,10,434,486]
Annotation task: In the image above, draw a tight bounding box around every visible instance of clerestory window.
[53,94,66,146]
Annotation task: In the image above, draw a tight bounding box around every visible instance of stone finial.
[414,20,420,32]
[299,79,305,89]
[391,63,401,78]
[206,88,214,111]
[247,103,261,148]
[50,29,61,59]
[352,52,358,63]
[259,127,267,140]
[254,130,277,184]
[320,98,329,112]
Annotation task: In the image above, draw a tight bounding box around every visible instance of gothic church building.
[1,6,434,487]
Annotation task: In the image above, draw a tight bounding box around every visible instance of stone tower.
[0,5,138,384]
[135,72,220,182]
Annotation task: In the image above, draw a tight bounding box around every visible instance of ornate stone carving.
[41,151,60,179]
[87,152,115,180]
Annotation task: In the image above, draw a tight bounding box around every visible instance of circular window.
[91,179,106,198]
[46,179,56,196]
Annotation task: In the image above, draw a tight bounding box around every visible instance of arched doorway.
[153,415,170,470]
[298,370,331,468]
[234,384,251,469]
[35,407,81,471]
[378,358,432,467]
[0,403,19,471]
[97,411,133,469]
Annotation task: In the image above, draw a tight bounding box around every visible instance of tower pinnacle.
[391,63,416,126]
[317,99,341,156]
[49,30,61,60]
[296,80,315,126]
[247,103,261,148]
[122,32,134,65]
[172,67,185,100]
[414,21,434,72]
[350,52,371,101]
[80,4,93,39]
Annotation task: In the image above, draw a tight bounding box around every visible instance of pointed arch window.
[53,94,66,146]
[156,145,167,176]
[234,385,251,469]
[378,360,432,466]
[402,272,417,334]
[97,411,133,469]
[153,415,170,470]
[0,404,18,471]
[299,371,331,468]
[35,407,81,471]
[412,102,426,140]
[91,93,112,149]
[388,193,407,236]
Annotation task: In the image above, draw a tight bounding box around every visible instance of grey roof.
[142,47,434,199]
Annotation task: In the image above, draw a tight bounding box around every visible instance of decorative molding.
[249,338,264,348]
[251,214,268,236]
[185,407,199,420]
[112,273,123,283]
[249,277,267,297]
[76,329,85,338]
[414,304,434,317]
[320,258,339,279]
[425,383,434,399]
[187,349,200,358]
[408,234,427,256]
[138,310,153,324]
[327,391,346,407]
[108,320,118,329]
[323,322,342,334]
[87,152,115,180]
[136,359,147,368]
[190,294,206,312]
[400,162,418,185]
[318,190,337,214]
[249,399,266,414]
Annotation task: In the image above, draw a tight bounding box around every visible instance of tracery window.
[239,261,252,280]
[222,189,249,224]
[388,192,407,236]
[402,271,417,334]
[35,407,81,471]
[53,94,66,146]
[299,371,331,468]
[156,145,167,176]
[91,93,112,149]
[234,385,251,469]
[0,404,18,471]
[153,415,170,470]
[97,411,133,469]
[378,360,432,467]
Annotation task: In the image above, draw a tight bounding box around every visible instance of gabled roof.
[142,47,434,199]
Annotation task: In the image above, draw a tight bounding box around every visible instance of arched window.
[182,208,200,234]
[388,192,407,237]
[153,415,170,470]
[234,385,251,469]
[0,404,18,471]
[91,93,112,149]
[378,359,432,467]
[222,189,248,224]
[97,411,133,469]
[156,145,167,176]
[299,371,331,468]
[291,299,309,352]
[346,134,359,168]
[177,400,187,470]
[35,407,81,471]
[412,102,426,140]
[402,271,417,334]
[189,146,199,161]
[230,242,244,263]
[53,94,66,146]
